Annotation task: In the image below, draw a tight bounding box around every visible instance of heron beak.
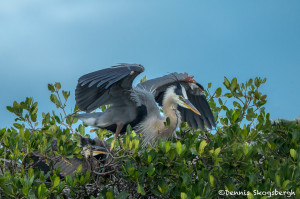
[93,151,108,156]
[183,99,201,115]
[83,149,108,158]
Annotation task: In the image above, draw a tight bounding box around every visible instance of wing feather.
[79,69,117,86]
[104,73,129,89]
[75,64,144,112]
[190,93,212,129]
[194,114,205,130]
[138,72,216,130]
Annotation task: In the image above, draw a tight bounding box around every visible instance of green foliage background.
[0,77,299,198]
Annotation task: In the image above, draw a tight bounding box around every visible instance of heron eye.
[179,96,184,101]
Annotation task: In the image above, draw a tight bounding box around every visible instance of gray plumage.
[26,138,110,177]
[137,72,216,130]
[74,64,216,144]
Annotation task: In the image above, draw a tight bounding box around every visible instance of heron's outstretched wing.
[76,63,144,112]
[137,72,216,130]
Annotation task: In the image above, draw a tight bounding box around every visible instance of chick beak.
[92,151,108,156]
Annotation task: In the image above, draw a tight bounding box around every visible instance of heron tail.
[73,112,104,127]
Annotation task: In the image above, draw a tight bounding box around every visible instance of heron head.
[171,83,201,116]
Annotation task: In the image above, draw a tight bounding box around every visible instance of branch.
[0,158,22,167]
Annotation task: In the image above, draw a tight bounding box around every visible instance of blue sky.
[0,0,299,128]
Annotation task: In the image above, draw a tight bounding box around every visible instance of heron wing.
[76,63,144,112]
[137,72,216,130]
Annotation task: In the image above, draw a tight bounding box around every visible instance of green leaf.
[215,87,222,98]
[0,128,5,138]
[247,78,253,87]
[230,77,237,92]
[24,130,30,140]
[48,84,55,92]
[147,164,155,177]
[100,105,107,112]
[22,188,29,195]
[233,101,241,108]
[165,141,171,153]
[282,180,290,189]
[199,140,207,155]
[53,176,60,188]
[62,90,70,101]
[224,77,230,89]
[246,108,256,121]
[13,123,23,129]
[164,117,170,127]
[147,155,152,163]
[116,191,129,199]
[106,192,114,199]
[254,77,260,87]
[247,192,254,199]
[261,94,267,101]
[6,106,14,113]
[214,147,221,157]
[73,147,82,154]
[38,184,47,198]
[275,173,280,186]
[110,139,116,151]
[65,176,72,186]
[243,144,249,155]
[140,76,147,83]
[50,94,59,104]
[232,110,240,123]
[224,93,233,98]
[133,139,139,151]
[38,184,42,197]
[77,164,82,173]
[158,184,168,194]
[181,192,187,199]
[209,174,214,186]
[218,98,223,105]
[137,184,145,195]
[208,82,212,89]
[28,167,34,178]
[176,141,182,155]
[290,149,296,159]
[54,82,61,90]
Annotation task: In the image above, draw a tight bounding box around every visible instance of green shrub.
[0,77,299,198]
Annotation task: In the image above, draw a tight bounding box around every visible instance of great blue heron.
[74,64,216,145]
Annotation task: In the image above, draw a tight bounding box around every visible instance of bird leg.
[110,124,124,151]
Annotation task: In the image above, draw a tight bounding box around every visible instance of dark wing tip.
[198,92,216,129]
[78,63,144,85]
[182,81,216,130]
[114,63,144,72]
[75,63,144,112]
[195,82,205,92]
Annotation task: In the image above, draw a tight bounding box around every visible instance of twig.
[0,158,22,167]
[93,169,115,176]
[3,147,6,173]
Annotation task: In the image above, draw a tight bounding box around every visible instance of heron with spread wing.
[74,64,216,145]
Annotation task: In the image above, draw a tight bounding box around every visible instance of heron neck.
[161,96,181,138]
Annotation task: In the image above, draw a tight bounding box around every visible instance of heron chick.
[133,84,200,144]
[74,64,216,145]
